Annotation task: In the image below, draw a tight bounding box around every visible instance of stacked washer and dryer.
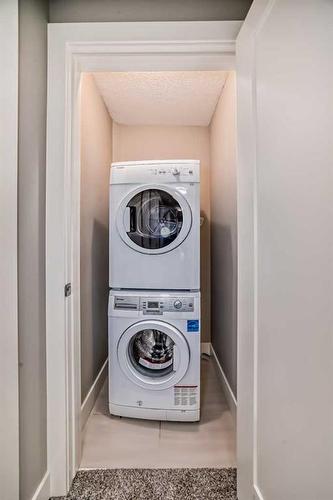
[108,160,201,421]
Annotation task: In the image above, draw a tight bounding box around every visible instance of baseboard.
[201,342,211,355]
[31,471,50,500]
[254,484,265,500]
[210,344,237,424]
[81,359,108,431]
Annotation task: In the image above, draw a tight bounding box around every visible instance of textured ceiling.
[93,71,228,126]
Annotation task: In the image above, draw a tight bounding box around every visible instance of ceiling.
[93,71,228,127]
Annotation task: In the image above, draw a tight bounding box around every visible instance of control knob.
[171,167,180,176]
[174,300,183,309]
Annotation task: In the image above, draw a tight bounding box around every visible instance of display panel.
[148,301,159,309]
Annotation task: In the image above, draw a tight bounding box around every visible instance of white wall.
[113,123,211,342]
[80,74,112,401]
[17,1,49,499]
[0,2,19,499]
[237,1,333,499]
[210,72,237,396]
[255,2,333,498]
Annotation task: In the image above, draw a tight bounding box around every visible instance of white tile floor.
[80,356,236,469]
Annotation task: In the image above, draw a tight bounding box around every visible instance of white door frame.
[236,3,275,500]
[0,2,19,500]
[46,20,244,497]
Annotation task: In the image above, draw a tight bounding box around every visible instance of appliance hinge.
[64,282,72,297]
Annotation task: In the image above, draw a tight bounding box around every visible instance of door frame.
[46,20,243,496]
[236,2,275,499]
[0,2,19,500]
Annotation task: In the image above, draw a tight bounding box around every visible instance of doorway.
[46,19,249,498]
[78,69,237,469]
[45,3,333,500]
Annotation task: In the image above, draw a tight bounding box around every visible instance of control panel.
[141,297,194,314]
[147,166,195,177]
[114,296,139,310]
[111,161,200,184]
[114,295,194,314]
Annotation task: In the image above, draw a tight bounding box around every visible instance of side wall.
[49,0,253,22]
[0,2,19,499]
[80,74,112,402]
[18,1,49,499]
[253,2,333,498]
[113,123,211,343]
[210,72,237,397]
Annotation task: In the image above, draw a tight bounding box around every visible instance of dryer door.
[117,320,190,390]
[116,186,192,254]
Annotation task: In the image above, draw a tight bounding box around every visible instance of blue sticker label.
[187,320,199,332]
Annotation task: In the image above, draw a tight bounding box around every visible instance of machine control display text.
[141,297,194,314]
[147,301,159,309]
[114,296,195,313]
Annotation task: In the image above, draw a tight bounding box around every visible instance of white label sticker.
[139,357,173,370]
[174,386,198,406]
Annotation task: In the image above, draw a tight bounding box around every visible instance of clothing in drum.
[129,329,175,377]
[126,189,183,250]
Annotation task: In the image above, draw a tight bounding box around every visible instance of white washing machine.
[109,160,200,290]
[108,290,201,422]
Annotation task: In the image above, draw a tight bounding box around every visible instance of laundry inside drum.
[126,189,183,249]
[129,329,175,377]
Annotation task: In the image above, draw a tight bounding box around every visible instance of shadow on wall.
[200,209,211,344]
[211,221,237,397]
[82,219,109,402]
[91,218,109,373]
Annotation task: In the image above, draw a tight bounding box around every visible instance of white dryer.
[108,290,201,422]
[109,160,200,290]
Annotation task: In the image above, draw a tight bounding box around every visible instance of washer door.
[117,320,190,390]
[116,185,192,254]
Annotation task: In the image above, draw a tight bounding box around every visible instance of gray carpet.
[50,468,237,500]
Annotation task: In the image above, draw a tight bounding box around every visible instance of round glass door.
[128,328,175,377]
[116,186,192,254]
[126,189,183,249]
[117,320,190,390]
